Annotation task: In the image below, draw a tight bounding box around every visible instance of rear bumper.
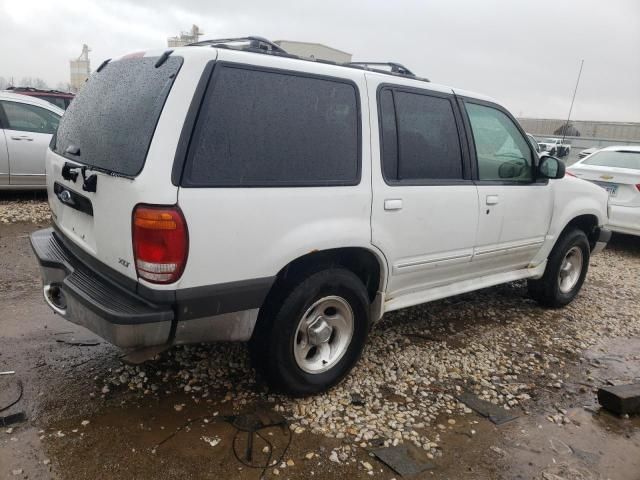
[31,228,173,348]
[30,228,273,348]
[591,227,612,254]
[607,205,640,237]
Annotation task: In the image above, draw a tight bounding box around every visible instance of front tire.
[528,229,590,307]
[250,268,370,396]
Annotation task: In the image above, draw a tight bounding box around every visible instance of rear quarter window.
[181,64,360,187]
[54,56,182,177]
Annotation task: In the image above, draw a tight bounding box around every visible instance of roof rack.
[347,62,415,76]
[6,86,73,95]
[187,36,288,54]
[187,36,429,83]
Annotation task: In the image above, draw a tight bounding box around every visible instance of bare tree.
[0,76,7,90]
[55,82,72,92]
[33,78,49,89]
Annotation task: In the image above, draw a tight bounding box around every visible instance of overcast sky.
[1,0,639,121]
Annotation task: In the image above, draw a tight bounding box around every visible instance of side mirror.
[538,155,565,179]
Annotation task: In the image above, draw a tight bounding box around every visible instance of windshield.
[54,55,182,177]
[582,150,640,170]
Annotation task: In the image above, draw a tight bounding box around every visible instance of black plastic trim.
[376,83,473,186]
[596,227,612,245]
[53,182,93,216]
[176,61,363,188]
[176,277,275,321]
[30,228,173,325]
[171,60,216,186]
[46,225,274,321]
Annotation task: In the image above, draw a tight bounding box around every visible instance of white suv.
[31,37,611,396]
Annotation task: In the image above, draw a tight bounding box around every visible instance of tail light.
[132,205,188,284]
[636,184,640,192]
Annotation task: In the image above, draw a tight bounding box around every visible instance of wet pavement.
[1,221,639,480]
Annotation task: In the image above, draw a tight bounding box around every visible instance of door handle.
[11,135,34,141]
[384,199,403,211]
[486,195,499,205]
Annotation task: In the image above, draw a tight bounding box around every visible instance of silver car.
[0,91,63,189]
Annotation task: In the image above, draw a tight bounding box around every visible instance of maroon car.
[5,87,74,110]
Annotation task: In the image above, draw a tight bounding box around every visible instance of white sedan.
[0,91,63,190]
[567,146,640,236]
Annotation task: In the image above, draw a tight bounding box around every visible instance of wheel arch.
[268,246,388,305]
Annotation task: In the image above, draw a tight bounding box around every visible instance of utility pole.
[562,59,584,143]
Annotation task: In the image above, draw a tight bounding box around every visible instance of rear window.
[54,56,182,177]
[582,150,640,170]
[182,64,360,187]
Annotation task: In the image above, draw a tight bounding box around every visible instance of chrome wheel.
[558,246,583,293]
[293,296,354,374]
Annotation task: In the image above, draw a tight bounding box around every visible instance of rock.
[286,459,295,467]
[329,451,340,463]
[174,404,183,412]
[81,420,90,427]
[361,461,373,471]
[305,452,315,460]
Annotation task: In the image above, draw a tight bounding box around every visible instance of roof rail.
[187,36,288,54]
[347,62,415,76]
[6,86,73,95]
[186,36,430,83]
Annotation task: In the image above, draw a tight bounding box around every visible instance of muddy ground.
[1,217,639,480]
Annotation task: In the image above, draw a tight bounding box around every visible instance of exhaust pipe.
[43,284,67,315]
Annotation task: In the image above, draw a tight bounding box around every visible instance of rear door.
[460,99,553,274]
[370,80,479,305]
[0,100,60,186]
[47,52,190,281]
[0,128,8,186]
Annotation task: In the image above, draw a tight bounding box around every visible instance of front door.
[369,80,479,307]
[0,100,60,186]
[461,100,553,274]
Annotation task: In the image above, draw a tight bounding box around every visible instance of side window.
[379,88,463,182]
[0,101,60,135]
[183,65,360,186]
[465,103,533,182]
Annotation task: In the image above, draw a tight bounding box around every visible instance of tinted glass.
[379,89,399,179]
[1,101,60,134]
[55,56,182,176]
[466,103,533,182]
[582,150,640,170]
[40,96,68,110]
[184,65,359,186]
[380,89,463,181]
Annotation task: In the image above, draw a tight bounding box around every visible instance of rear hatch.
[47,53,184,282]
[569,150,640,207]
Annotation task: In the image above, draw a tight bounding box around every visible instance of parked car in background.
[578,147,600,159]
[527,133,542,154]
[0,91,63,189]
[538,137,571,157]
[31,39,611,396]
[5,86,74,110]
[568,146,640,237]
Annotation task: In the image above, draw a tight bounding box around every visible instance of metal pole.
[562,59,584,143]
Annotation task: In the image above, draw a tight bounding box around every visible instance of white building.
[70,44,90,93]
[168,25,203,47]
[274,40,352,63]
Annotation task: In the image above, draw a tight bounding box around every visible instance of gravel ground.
[0,193,50,224]
[96,235,640,460]
[1,195,639,479]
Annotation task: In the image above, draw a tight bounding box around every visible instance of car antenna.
[561,59,584,144]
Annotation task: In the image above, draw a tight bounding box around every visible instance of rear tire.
[250,268,370,396]
[528,228,590,307]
